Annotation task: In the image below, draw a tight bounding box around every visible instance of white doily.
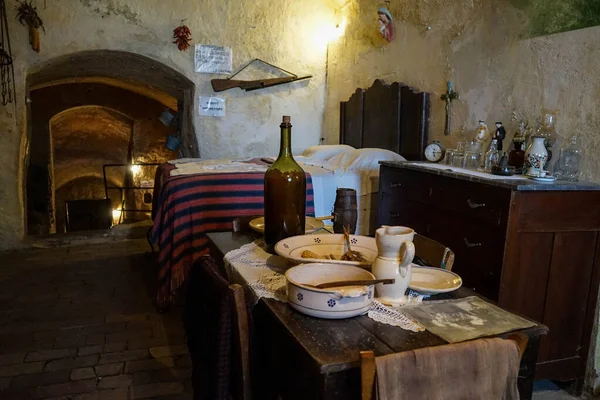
[369,300,424,332]
[224,240,425,332]
[225,239,293,274]
[248,271,288,302]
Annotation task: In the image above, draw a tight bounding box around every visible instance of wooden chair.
[360,334,528,400]
[413,233,455,271]
[184,255,252,400]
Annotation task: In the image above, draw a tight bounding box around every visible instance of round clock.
[424,141,446,163]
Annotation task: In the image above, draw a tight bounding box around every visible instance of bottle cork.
[282,116,291,123]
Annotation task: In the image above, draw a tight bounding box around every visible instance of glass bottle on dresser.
[554,135,582,181]
[264,116,306,253]
[484,139,500,172]
[508,140,525,174]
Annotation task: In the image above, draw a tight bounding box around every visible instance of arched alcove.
[25,50,197,235]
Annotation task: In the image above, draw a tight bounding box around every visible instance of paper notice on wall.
[194,45,232,74]
[199,96,226,117]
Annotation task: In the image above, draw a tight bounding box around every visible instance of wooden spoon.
[307,278,395,289]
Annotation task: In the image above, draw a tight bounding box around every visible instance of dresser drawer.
[432,213,505,301]
[379,166,511,227]
[379,198,506,300]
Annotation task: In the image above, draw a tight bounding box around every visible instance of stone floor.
[0,239,192,399]
[0,235,591,400]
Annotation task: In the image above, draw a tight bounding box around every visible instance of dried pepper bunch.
[16,1,44,53]
[173,21,192,51]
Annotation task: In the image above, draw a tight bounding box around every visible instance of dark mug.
[333,188,358,234]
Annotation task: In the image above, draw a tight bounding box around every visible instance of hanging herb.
[16,1,44,53]
[173,20,192,51]
[0,0,16,106]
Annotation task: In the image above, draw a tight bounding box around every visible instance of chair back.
[184,255,252,400]
[360,334,527,400]
[413,234,455,271]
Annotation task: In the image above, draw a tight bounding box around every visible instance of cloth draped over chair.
[374,338,521,400]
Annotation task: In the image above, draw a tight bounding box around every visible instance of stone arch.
[25,50,197,235]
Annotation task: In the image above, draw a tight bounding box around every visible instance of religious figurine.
[377,8,395,42]
[473,120,490,144]
[494,122,507,151]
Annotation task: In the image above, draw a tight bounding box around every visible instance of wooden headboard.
[339,79,430,161]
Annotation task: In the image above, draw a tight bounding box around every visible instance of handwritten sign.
[199,96,226,117]
[194,45,232,74]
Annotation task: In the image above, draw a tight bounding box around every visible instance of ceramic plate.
[409,266,462,295]
[275,234,377,267]
[527,175,556,183]
[249,216,325,234]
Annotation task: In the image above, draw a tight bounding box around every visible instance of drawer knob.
[467,199,486,209]
[464,238,482,248]
[390,182,402,188]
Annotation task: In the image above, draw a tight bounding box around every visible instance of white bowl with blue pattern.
[285,263,376,319]
[275,234,377,267]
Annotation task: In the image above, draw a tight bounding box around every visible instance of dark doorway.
[24,51,197,235]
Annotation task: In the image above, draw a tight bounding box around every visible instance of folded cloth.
[375,338,520,400]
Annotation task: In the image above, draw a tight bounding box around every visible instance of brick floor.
[0,239,192,399]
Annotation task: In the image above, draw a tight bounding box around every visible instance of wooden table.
[207,231,549,400]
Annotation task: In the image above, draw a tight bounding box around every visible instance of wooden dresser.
[378,162,600,385]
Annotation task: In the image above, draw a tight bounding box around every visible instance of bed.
[151,79,430,307]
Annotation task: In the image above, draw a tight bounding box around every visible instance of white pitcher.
[372,226,416,305]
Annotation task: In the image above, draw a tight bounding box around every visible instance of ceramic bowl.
[285,263,376,319]
[275,234,377,267]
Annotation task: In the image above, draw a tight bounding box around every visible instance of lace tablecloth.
[224,240,426,332]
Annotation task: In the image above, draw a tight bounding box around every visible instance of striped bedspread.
[150,171,315,307]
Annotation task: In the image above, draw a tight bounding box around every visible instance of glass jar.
[554,135,582,181]
[444,149,457,165]
[452,153,465,168]
[536,109,559,161]
[464,151,480,170]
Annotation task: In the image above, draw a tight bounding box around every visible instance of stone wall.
[0,0,335,248]
[324,0,600,183]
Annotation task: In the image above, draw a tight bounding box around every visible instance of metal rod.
[227,58,298,80]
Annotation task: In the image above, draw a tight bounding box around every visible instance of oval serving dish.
[285,263,376,319]
[275,234,377,267]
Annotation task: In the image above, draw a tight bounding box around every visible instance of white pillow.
[344,148,406,172]
[300,144,355,162]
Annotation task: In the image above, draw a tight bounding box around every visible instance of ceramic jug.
[372,226,416,305]
[524,136,548,176]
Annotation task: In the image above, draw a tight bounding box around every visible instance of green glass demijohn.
[264,116,306,253]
